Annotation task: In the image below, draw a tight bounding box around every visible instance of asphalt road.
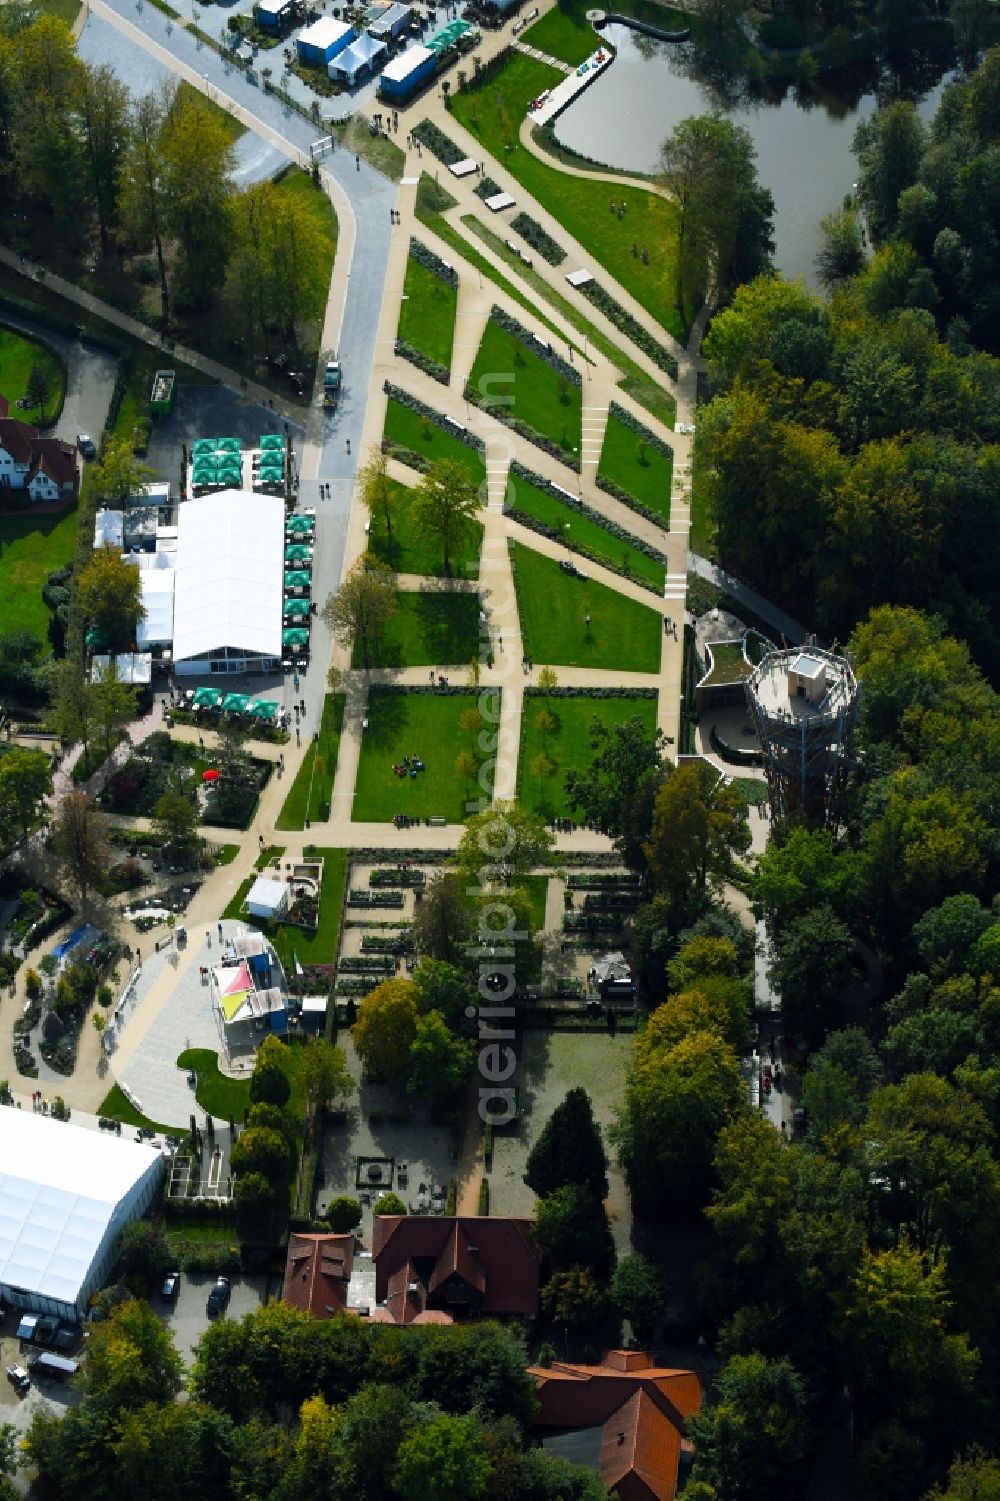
[0,307,118,448]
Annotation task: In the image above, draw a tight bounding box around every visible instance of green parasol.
[284,570,311,593]
[249,699,278,721]
[221,692,250,713]
[283,596,310,619]
[285,514,315,535]
[192,687,223,709]
[285,544,312,565]
[282,627,309,647]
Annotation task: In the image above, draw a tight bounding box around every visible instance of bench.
[428,815,447,826]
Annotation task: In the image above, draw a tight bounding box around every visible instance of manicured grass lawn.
[397,257,458,372]
[690,431,716,556]
[511,542,662,671]
[37,0,82,23]
[0,504,79,639]
[353,690,488,822]
[507,471,664,590]
[468,318,582,456]
[519,692,659,819]
[521,873,550,933]
[97,1085,183,1136]
[369,480,483,579]
[384,399,486,487]
[276,694,346,829]
[521,6,600,65]
[598,409,672,523]
[704,640,751,684]
[0,326,66,427]
[356,591,480,669]
[450,53,687,341]
[176,1048,252,1120]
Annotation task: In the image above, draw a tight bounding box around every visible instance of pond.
[553,25,959,287]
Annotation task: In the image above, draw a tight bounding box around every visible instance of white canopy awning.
[172,490,284,664]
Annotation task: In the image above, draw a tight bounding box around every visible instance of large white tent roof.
[0,1110,161,1308]
[172,490,284,664]
[136,557,176,648]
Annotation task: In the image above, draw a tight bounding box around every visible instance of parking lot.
[157,1270,269,1367]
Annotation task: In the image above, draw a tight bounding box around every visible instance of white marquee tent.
[172,490,284,675]
[0,1110,165,1318]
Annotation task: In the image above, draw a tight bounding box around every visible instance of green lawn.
[704,640,751,684]
[266,849,349,979]
[459,215,677,429]
[0,504,79,639]
[449,53,687,341]
[97,1085,183,1136]
[507,471,664,590]
[397,257,458,372]
[511,542,662,671]
[0,326,66,427]
[598,409,673,523]
[369,479,483,579]
[356,591,480,669]
[468,319,581,455]
[519,692,659,819]
[276,694,346,830]
[521,6,600,65]
[383,399,486,486]
[521,872,550,933]
[176,1048,252,1120]
[37,0,82,23]
[353,690,489,822]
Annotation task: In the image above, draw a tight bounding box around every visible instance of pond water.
[553,26,957,287]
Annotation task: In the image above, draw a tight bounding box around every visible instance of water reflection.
[553,24,959,287]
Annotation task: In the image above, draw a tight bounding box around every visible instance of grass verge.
[354,591,480,669]
[398,255,458,372]
[383,398,486,485]
[0,325,66,427]
[369,479,483,578]
[276,694,346,829]
[97,1084,183,1135]
[598,407,672,522]
[506,470,664,590]
[176,1048,251,1119]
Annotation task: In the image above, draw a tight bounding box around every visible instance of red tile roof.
[0,416,38,464]
[282,1232,354,1320]
[30,438,77,490]
[372,1216,539,1320]
[529,1352,701,1501]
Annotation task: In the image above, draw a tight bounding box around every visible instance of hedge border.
[509,457,666,572]
[394,338,450,385]
[409,237,459,290]
[510,212,566,267]
[579,280,679,380]
[412,119,465,166]
[383,382,486,457]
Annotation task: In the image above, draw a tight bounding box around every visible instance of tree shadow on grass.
[413,592,479,665]
[364,691,410,752]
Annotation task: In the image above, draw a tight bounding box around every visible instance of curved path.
[517,113,666,197]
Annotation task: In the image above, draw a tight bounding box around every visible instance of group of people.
[393,753,426,779]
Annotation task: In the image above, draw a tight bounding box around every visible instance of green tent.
[217,437,241,453]
[192,686,223,710]
[284,570,311,594]
[85,626,110,650]
[285,544,312,565]
[284,597,310,619]
[249,699,278,722]
[222,692,250,713]
[192,439,217,457]
[285,515,315,536]
[259,434,286,452]
[282,627,309,648]
[258,468,284,486]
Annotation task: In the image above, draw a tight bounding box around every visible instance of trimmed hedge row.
[489,305,580,388]
[579,280,678,380]
[394,337,450,385]
[595,472,669,531]
[412,119,465,166]
[509,458,666,568]
[474,175,502,200]
[607,400,672,456]
[383,382,486,456]
[523,685,658,700]
[410,237,459,289]
[511,213,566,266]
[103,349,134,437]
[456,46,512,91]
[0,287,79,338]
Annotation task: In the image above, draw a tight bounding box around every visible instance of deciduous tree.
[297,1037,353,1111]
[689,1354,812,1501]
[645,760,750,913]
[352,977,419,1083]
[609,1254,665,1339]
[0,746,51,844]
[565,713,665,871]
[392,1413,493,1501]
[52,791,110,912]
[410,458,482,575]
[77,546,145,651]
[406,1009,473,1105]
[540,1267,605,1327]
[411,875,472,966]
[321,552,396,670]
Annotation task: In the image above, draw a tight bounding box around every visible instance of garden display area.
[100,733,271,830]
[276,693,345,830]
[598,408,673,523]
[467,317,582,456]
[506,469,664,590]
[354,591,480,669]
[223,849,348,979]
[511,543,662,672]
[353,690,489,823]
[383,398,486,486]
[518,692,658,819]
[0,505,78,638]
[397,254,458,375]
[368,481,482,579]
[449,53,688,340]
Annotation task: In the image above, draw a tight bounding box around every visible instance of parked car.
[161,1271,180,1301]
[6,1364,30,1395]
[76,432,97,459]
[206,1277,231,1316]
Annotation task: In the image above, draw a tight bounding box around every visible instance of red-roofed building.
[371,1216,540,1324]
[282,1232,354,1319]
[0,416,78,503]
[529,1350,702,1501]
